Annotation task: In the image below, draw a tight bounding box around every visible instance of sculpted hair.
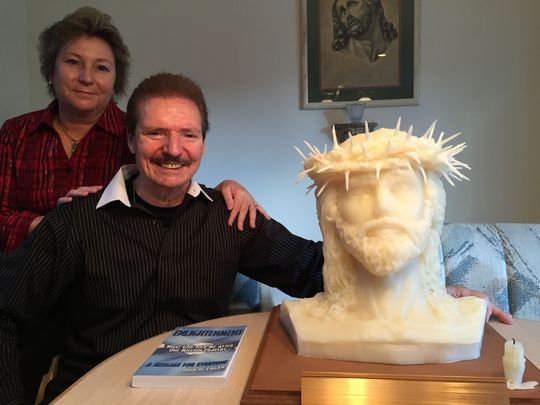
[38,6,130,97]
[126,73,209,140]
[297,120,470,196]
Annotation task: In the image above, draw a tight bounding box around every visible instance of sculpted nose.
[373,185,394,217]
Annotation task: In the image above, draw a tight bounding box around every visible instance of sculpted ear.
[320,197,338,223]
[325,202,338,222]
[317,185,339,223]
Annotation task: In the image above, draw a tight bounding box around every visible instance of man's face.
[333,167,432,276]
[128,96,205,207]
[336,0,373,38]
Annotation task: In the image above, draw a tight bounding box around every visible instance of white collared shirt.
[96,164,213,209]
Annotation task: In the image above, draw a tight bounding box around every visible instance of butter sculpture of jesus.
[280,120,487,364]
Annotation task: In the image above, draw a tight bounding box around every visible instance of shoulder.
[198,185,226,205]
[0,107,49,135]
[192,185,231,217]
[54,191,104,221]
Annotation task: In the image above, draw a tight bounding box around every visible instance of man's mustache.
[150,155,192,166]
[362,218,413,236]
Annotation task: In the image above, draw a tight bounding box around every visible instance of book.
[132,325,247,389]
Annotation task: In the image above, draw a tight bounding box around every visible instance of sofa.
[229,223,540,321]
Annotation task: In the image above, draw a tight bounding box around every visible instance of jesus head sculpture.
[282,123,485,364]
[297,120,469,280]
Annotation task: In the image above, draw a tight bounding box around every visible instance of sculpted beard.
[335,209,432,277]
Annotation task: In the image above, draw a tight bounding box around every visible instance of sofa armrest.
[441,223,510,314]
[494,224,540,320]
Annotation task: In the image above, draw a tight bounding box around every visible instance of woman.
[0,6,267,256]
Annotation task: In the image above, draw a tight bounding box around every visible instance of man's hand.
[57,186,103,205]
[215,180,270,231]
[446,285,513,325]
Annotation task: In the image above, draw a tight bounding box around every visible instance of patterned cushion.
[228,273,260,314]
[441,224,510,314]
[494,224,540,320]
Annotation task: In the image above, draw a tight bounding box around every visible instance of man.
[0,73,324,404]
[281,122,513,364]
[331,0,398,63]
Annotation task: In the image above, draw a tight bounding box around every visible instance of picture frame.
[300,0,419,109]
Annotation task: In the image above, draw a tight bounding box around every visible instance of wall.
[0,0,30,120]
[1,0,539,240]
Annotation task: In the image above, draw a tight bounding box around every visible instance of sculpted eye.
[390,183,412,195]
[399,183,411,191]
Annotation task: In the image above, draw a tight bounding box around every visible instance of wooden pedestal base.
[241,307,540,404]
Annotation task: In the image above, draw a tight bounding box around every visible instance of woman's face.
[51,35,116,118]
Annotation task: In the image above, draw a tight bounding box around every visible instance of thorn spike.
[362,143,368,158]
[303,140,317,155]
[305,183,316,194]
[332,125,341,149]
[421,120,437,139]
[294,146,307,161]
[405,161,414,174]
[439,132,461,146]
[419,165,427,182]
[316,180,330,197]
[407,125,413,138]
[393,117,402,137]
[436,131,445,144]
[386,137,393,152]
[442,171,455,186]
[348,132,354,150]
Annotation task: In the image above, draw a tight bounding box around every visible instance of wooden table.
[52,312,270,405]
[52,314,539,404]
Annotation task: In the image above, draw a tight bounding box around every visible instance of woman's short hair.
[126,73,210,140]
[38,6,130,98]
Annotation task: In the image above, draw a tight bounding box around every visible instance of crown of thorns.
[296,119,470,196]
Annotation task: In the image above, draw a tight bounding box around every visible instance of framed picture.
[300,0,419,109]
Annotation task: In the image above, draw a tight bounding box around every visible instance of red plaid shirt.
[0,101,133,254]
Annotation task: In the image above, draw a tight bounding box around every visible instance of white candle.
[503,338,525,385]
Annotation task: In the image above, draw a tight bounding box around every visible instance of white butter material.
[281,121,487,364]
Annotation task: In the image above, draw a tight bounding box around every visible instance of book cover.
[132,325,247,389]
